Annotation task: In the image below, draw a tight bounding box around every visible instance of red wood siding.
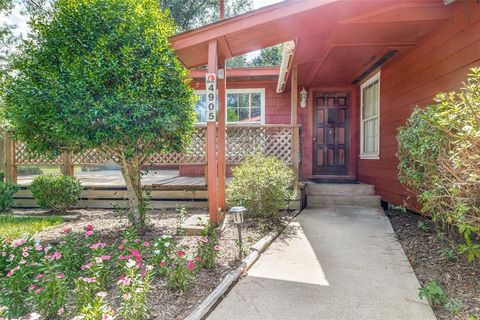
[357,5,480,208]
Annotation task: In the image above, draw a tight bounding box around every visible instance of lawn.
[0,214,63,239]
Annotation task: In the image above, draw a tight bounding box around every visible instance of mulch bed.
[387,209,480,320]
[24,208,284,319]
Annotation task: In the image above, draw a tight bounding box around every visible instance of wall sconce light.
[300,87,308,108]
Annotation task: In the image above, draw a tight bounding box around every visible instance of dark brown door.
[313,93,349,175]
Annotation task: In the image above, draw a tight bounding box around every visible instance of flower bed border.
[185,210,300,320]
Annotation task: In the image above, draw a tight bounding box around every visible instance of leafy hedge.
[397,68,480,261]
[30,175,83,213]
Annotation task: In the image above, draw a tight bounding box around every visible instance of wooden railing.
[2,124,300,183]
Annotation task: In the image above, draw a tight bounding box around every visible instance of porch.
[2,124,302,210]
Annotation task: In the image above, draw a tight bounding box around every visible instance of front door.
[313,92,349,175]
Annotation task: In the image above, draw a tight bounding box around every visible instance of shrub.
[397,68,480,261]
[0,181,19,212]
[30,175,83,213]
[226,153,295,219]
[0,171,4,181]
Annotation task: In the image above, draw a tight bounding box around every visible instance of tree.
[1,0,197,231]
[250,44,283,67]
[159,0,252,32]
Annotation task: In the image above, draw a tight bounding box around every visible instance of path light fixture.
[300,87,308,108]
[229,206,246,259]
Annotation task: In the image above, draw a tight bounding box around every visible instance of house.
[6,0,480,223]
[169,0,480,222]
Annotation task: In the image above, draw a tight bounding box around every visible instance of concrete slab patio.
[208,207,435,320]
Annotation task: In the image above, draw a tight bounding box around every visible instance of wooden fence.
[2,124,300,184]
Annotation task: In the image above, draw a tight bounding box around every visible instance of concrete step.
[307,195,381,208]
[305,183,376,196]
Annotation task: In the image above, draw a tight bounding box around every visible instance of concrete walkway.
[208,207,435,320]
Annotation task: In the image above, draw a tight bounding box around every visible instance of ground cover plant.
[388,209,480,319]
[0,215,62,239]
[397,68,480,262]
[0,207,275,319]
[1,0,197,231]
[226,153,295,219]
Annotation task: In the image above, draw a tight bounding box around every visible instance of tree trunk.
[119,156,145,232]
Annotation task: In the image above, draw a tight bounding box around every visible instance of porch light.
[300,87,308,108]
[229,206,246,258]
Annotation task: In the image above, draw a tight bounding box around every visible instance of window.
[360,71,380,159]
[194,89,265,124]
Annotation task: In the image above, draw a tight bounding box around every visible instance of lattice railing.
[9,124,299,168]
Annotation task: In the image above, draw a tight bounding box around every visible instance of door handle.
[313,137,317,141]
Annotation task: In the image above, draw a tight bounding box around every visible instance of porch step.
[305,183,376,196]
[305,183,381,208]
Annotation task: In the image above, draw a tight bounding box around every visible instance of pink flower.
[19,258,27,265]
[57,307,64,316]
[160,260,167,266]
[52,252,62,260]
[90,242,106,250]
[133,239,139,243]
[85,225,93,231]
[35,287,45,294]
[82,277,97,283]
[8,254,14,261]
[117,275,131,286]
[195,256,202,261]
[213,245,221,251]
[187,260,195,270]
[81,262,93,270]
[102,315,113,320]
[36,273,45,279]
[11,239,25,248]
[34,244,42,251]
[63,228,71,233]
[101,255,111,261]
[95,257,103,264]
[29,285,37,291]
[84,231,93,238]
[177,250,184,257]
[122,239,128,244]
[118,244,124,250]
[143,241,150,247]
[22,251,29,258]
[56,273,65,279]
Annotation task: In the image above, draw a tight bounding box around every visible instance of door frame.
[307,87,358,179]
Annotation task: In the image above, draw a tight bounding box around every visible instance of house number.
[206,73,217,122]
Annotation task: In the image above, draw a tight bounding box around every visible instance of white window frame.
[360,71,381,160]
[194,88,266,125]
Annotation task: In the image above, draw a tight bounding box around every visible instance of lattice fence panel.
[72,149,118,164]
[226,126,293,164]
[14,142,62,165]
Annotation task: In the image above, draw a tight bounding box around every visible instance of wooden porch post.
[291,65,300,185]
[3,131,17,183]
[217,58,227,218]
[61,152,74,176]
[207,39,219,224]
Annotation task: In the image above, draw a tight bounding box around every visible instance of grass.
[0,215,62,239]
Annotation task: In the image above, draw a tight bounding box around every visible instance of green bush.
[0,171,4,181]
[0,181,19,212]
[397,67,480,261]
[30,175,83,213]
[226,153,295,219]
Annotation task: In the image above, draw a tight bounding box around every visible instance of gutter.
[276,40,296,93]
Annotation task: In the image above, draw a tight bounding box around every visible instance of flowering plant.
[196,223,220,269]
[118,260,152,320]
[78,292,115,320]
[165,246,196,292]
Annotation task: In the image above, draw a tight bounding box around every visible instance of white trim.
[195,88,266,125]
[359,71,381,160]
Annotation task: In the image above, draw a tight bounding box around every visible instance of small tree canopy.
[2,0,196,159]
[1,0,197,230]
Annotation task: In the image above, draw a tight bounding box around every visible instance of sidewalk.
[208,207,435,320]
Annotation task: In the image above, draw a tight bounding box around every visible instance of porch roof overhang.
[170,0,455,88]
[189,67,280,82]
